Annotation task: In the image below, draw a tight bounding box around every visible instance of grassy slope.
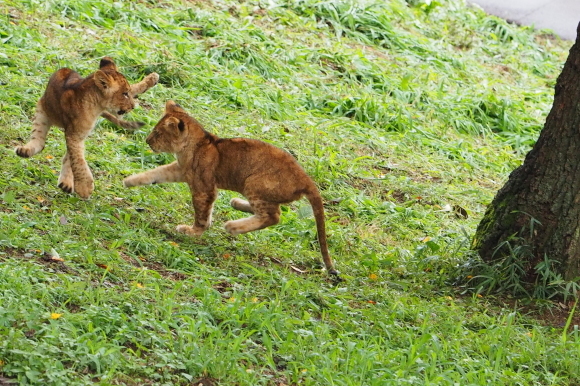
[0,0,577,384]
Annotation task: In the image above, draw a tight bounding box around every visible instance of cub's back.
[41,68,86,125]
[214,137,315,197]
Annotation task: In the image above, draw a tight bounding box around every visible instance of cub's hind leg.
[225,200,281,236]
[15,101,51,158]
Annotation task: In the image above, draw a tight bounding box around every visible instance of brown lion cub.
[15,57,159,199]
[123,101,338,275]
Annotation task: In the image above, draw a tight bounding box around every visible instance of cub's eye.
[123,92,129,98]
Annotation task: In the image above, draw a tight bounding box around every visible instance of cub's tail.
[305,188,339,276]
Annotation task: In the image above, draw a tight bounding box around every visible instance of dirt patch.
[517,301,580,329]
[0,247,77,274]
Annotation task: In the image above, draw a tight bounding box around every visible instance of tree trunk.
[473,24,580,281]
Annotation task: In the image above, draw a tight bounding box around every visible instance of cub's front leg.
[57,151,74,194]
[176,190,217,237]
[123,161,184,187]
[130,73,160,96]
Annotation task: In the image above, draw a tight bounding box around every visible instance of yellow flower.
[369,273,378,280]
[135,282,144,288]
[252,297,259,303]
[50,313,63,320]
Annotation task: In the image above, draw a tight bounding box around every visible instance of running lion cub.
[15,57,159,198]
[124,101,338,275]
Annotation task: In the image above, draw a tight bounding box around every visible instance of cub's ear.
[94,70,113,91]
[99,57,117,70]
[165,100,186,114]
[166,116,186,132]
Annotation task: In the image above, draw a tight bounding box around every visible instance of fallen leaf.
[59,216,68,225]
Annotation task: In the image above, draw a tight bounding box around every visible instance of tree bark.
[473,24,580,281]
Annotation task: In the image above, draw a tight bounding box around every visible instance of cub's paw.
[123,175,138,188]
[138,73,160,90]
[57,181,74,194]
[74,179,94,199]
[225,220,244,236]
[15,145,36,158]
[123,175,148,188]
[176,224,205,237]
[147,72,160,85]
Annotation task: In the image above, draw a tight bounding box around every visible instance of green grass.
[0,0,578,384]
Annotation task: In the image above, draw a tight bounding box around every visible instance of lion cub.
[15,57,159,198]
[124,101,338,275]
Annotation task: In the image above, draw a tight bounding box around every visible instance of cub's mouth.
[117,110,127,115]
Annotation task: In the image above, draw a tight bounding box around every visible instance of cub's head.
[94,57,135,115]
[146,100,190,153]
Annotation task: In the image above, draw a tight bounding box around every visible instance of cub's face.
[146,114,185,154]
[106,73,135,115]
[93,58,136,116]
[94,70,135,115]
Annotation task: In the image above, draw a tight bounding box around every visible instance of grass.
[0,0,578,384]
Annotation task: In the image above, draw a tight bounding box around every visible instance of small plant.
[464,220,580,300]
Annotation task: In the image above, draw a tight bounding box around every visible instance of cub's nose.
[117,110,127,115]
